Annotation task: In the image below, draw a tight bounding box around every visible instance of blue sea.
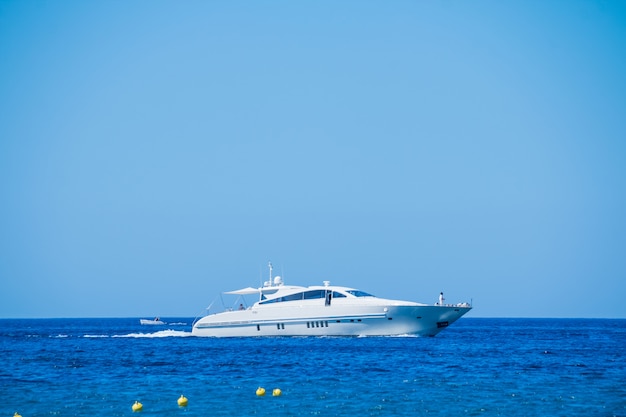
[1,318,624,416]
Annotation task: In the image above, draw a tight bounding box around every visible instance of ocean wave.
[112,330,193,338]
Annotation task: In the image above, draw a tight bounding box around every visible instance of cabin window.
[260,289,342,305]
[346,290,375,297]
[303,290,325,300]
[283,293,304,302]
[306,321,328,330]
[260,297,280,305]
[260,292,303,305]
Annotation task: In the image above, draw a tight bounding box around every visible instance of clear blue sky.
[1,1,625,318]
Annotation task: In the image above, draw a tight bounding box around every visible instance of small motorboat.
[140,317,166,325]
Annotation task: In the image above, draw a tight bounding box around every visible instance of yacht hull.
[192,303,471,337]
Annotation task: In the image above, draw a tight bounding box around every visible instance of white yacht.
[192,263,471,337]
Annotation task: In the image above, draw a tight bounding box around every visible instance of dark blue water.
[1,318,624,416]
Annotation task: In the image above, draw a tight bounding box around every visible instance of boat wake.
[114,330,193,338]
[83,330,193,338]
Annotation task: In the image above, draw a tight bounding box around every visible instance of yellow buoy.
[177,395,188,407]
[132,401,143,412]
[272,388,282,397]
[14,413,22,417]
[256,387,266,396]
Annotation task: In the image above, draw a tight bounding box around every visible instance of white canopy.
[224,287,260,295]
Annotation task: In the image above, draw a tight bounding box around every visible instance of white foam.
[112,330,193,338]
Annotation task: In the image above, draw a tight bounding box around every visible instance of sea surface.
[1,318,624,416]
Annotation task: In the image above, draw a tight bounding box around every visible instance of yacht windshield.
[259,290,328,305]
[346,290,375,297]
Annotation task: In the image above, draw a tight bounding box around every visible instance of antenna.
[268,261,273,287]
